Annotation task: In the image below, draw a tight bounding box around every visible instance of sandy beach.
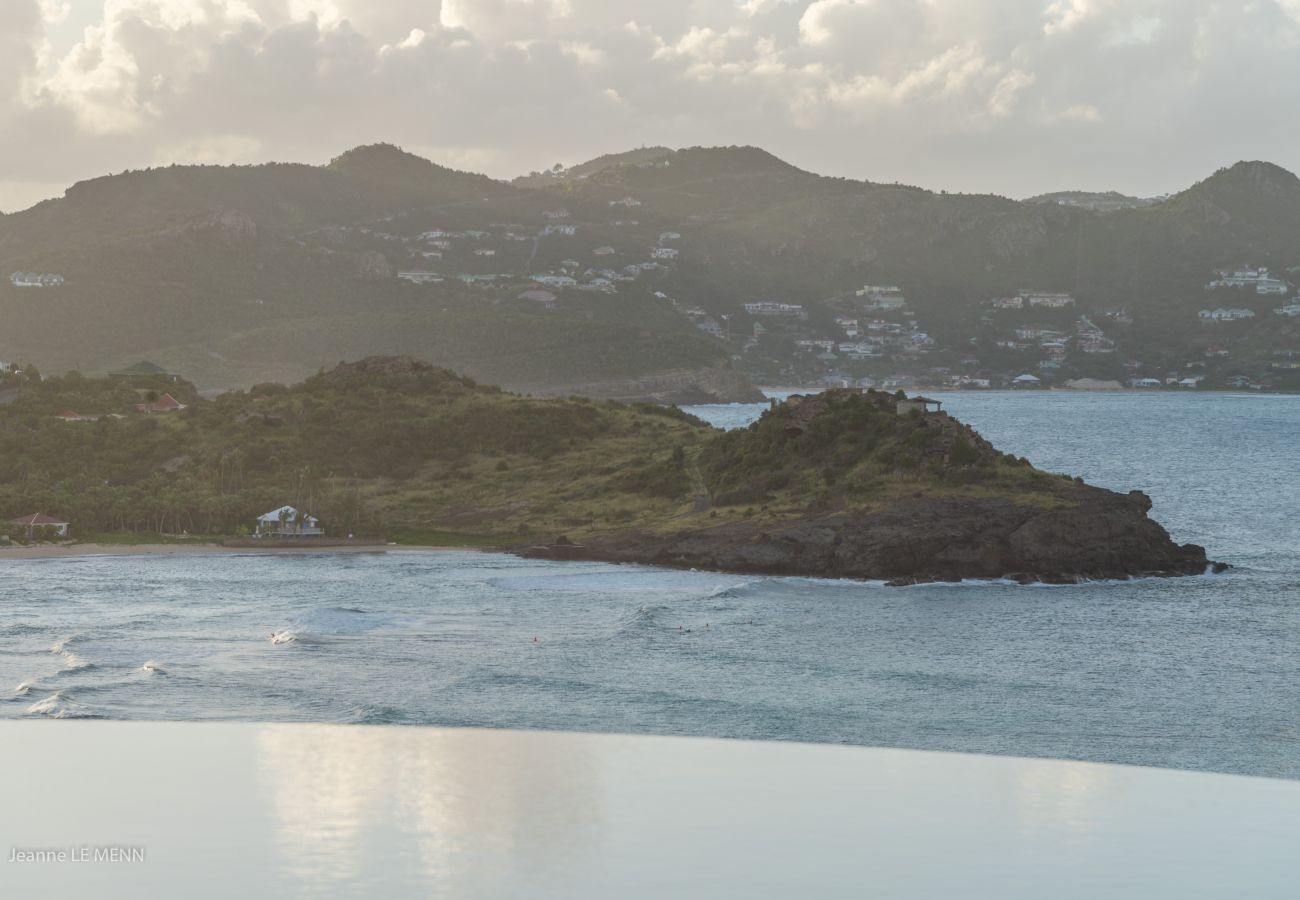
[0,542,412,560]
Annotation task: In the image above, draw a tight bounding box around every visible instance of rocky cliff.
[524,487,1214,584]
[520,389,1220,584]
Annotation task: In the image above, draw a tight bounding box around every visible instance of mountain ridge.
[1,144,1298,393]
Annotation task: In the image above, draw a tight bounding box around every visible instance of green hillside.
[0,358,1067,544]
[2,145,1299,394]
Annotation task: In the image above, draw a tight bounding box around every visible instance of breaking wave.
[27,692,98,719]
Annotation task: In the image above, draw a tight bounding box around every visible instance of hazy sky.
[2,0,1299,212]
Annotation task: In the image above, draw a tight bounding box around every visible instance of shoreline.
[0,542,479,560]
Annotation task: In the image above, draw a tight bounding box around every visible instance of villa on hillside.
[397,270,443,284]
[255,506,322,537]
[10,512,69,538]
[1020,291,1076,308]
[10,272,64,288]
[1198,308,1256,322]
[1207,267,1292,295]
[744,301,806,319]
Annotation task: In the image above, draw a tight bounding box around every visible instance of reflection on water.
[2,723,1298,899]
[257,726,603,895]
[1013,758,1117,838]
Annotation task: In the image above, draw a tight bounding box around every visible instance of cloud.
[0,0,1298,211]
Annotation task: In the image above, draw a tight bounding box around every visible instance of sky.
[1,0,1299,212]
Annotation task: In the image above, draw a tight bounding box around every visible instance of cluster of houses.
[9,272,64,288]
[854,285,908,311]
[993,315,1115,357]
[1205,267,1291,295]
[1197,266,1297,323]
[380,211,685,298]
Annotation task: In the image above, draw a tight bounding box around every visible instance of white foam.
[141,660,166,674]
[27,693,92,719]
[269,630,298,645]
[58,651,91,671]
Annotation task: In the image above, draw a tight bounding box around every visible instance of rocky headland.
[521,389,1220,584]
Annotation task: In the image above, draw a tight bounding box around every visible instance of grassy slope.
[0,365,1073,545]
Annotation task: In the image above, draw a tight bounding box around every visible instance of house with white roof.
[255,506,322,537]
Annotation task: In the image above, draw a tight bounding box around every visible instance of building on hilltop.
[895,396,943,416]
[109,361,179,382]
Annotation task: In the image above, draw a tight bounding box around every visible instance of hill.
[0,360,1213,582]
[0,148,744,396]
[2,146,1300,395]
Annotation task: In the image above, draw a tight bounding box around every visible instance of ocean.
[3,392,1298,779]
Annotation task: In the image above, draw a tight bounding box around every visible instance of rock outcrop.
[519,388,1222,584]
[522,486,1216,584]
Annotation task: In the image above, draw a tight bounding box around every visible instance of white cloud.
[0,0,1298,211]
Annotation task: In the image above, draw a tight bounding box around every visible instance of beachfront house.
[255,506,323,537]
[10,513,69,538]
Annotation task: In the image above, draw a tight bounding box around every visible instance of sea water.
[2,392,1297,779]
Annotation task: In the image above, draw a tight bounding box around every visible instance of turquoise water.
[2,392,1298,779]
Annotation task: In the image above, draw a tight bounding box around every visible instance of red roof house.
[136,393,186,414]
[9,513,69,537]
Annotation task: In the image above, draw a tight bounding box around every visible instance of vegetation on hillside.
[0,361,1075,544]
[2,145,1299,394]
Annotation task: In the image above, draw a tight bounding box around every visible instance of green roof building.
[108,361,177,380]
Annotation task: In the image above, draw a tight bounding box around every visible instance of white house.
[255,506,322,537]
[658,232,681,241]
[743,302,806,319]
[1011,373,1042,386]
[593,246,616,255]
[531,274,577,288]
[1020,291,1076,308]
[474,249,496,257]
[396,271,443,284]
[1198,308,1256,322]
[10,272,64,288]
[651,247,679,259]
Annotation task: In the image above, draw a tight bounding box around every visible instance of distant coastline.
[759,385,1300,397]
